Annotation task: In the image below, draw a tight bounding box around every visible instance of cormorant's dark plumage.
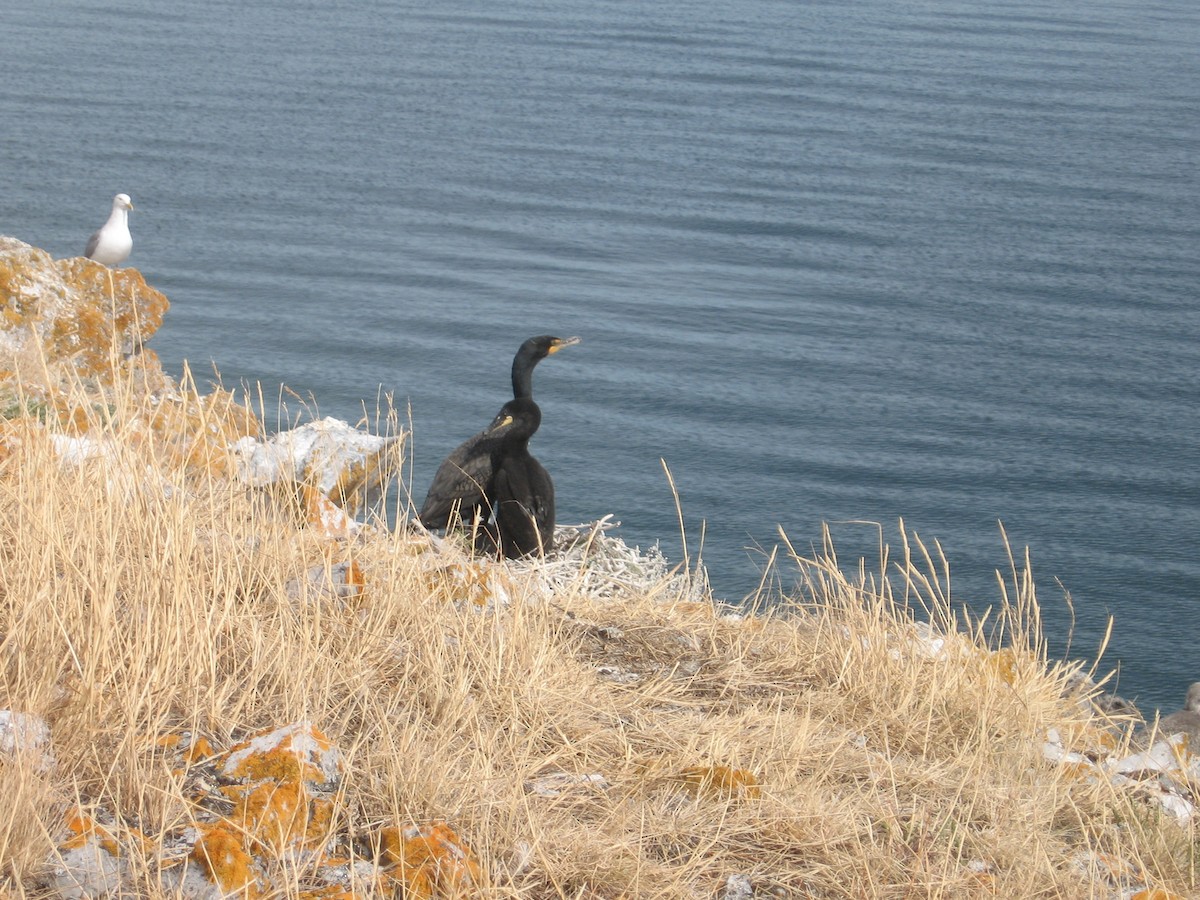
[417,335,578,545]
[415,407,515,533]
[492,399,555,557]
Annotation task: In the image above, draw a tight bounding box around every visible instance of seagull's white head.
[114,193,134,211]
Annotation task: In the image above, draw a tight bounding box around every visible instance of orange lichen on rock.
[190,823,263,898]
[223,776,337,854]
[51,808,148,898]
[219,722,341,787]
[301,483,361,540]
[1078,724,1120,756]
[61,809,123,856]
[226,778,304,853]
[316,550,368,605]
[154,730,217,768]
[328,450,387,516]
[0,238,180,441]
[969,870,996,890]
[61,807,150,856]
[185,735,218,765]
[377,822,482,898]
[151,734,219,782]
[674,765,762,800]
[1090,851,1137,883]
[1057,760,1099,782]
[140,388,261,477]
[50,259,169,365]
[298,888,364,900]
[986,647,1019,685]
[425,560,514,608]
[344,557,367,600]
[0,240,169,383]
[215,723,343,853]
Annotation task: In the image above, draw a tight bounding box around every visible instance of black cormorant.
[492,398,554,557]
[417,335,579,538]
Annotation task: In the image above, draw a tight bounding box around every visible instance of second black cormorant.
[492,397,554,557]
[417,335,578,556]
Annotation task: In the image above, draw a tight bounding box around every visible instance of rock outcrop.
[0,237,168,393]
[0,236,400,514]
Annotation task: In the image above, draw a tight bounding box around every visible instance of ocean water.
[3,0,1199,711]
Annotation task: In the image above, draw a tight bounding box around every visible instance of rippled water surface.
[4,0,1199,709]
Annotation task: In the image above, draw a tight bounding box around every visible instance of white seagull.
[85,193,134,266]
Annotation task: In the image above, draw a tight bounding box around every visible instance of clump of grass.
[0,392,49,422]
[0,373,1193,899]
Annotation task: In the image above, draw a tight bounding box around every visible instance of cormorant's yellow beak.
[548,336,582,354]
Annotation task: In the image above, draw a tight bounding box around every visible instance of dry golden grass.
[0,376,1194,899]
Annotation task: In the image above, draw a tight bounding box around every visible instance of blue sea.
[3,0,1199,712]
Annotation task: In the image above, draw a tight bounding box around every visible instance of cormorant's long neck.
[511,347,540,399]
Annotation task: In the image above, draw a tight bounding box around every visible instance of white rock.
[50,434,115,465]
[1108,734,1195,777]
[50,842,131,899]
[1153,788,1195,823]
[721,874,754,900]
[230,416,399,495]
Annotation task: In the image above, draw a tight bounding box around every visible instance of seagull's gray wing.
[84,229,102,260]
